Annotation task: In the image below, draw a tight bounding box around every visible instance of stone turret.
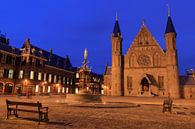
[111,14,124,96]
[165,7,180,98]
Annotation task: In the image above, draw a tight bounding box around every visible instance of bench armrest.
[41,106,48,109]
[40,106,48,112]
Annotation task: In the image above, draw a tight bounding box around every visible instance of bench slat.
[7,100,41,107]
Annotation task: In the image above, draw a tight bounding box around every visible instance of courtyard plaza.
[0,95,194,129]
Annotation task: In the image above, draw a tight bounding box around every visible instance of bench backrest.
[163,99,173,105]
[6,99,42,107]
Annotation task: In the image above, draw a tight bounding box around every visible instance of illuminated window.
[76,73,79,78]
[48,86,51,93]
[54,75,57,83]
[35,85,39,92]
[67,78,69,85]
[44,73,47,81]
[48,74,52,82]
[63,77,66,84]
[30,71,34,80]
[38,72,42,81]
[62,87,65,93]
[18,70,24,79]
[0,69,4,77]
[42,85,45,93]
[70,78,73,85]
[8,69,14,79]
[75,88,79,94]
[66,88,69,93]
[58,87,61,93]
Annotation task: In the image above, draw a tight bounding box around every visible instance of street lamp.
[24,79,29,98]
[42,81,47,94]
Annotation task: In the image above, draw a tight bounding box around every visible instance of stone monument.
[65,48,102,104]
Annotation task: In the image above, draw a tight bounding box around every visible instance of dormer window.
[39,50,43,54]
[31,48,35,53]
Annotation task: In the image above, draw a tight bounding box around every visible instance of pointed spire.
[165,5,176,34]
[112,13,121,37]
[25,38,31,44]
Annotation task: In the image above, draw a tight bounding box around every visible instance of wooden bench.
[6,99,49,124]
[163,98,173,113]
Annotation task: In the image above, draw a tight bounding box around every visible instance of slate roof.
[0,35,73,70]
[25,43,73,70]
[165,16,176,34]
[113,20,121,37]
[0,38,21,55]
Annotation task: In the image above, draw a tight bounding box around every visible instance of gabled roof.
[165,16,176,34]
[125,23,165,55]
[0,42,21,55]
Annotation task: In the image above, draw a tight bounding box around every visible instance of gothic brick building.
[104,12,195,98]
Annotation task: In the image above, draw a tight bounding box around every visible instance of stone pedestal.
[65,90,102,104]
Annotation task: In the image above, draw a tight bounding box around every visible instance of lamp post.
[43,81,47,94]
[24,79,29,98]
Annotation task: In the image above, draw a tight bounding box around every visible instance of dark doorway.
[141,77,149,92]
[4,83,13,94]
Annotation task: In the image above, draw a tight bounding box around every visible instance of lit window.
[30,71,34,80]
[58,87,61,93]
[63,77,66,84]
[38,72,42,81]
[35,85,39,92]
[75,88,79,94]
[48,86,51,93]
[44,73,47,81]
[8,69,14,79]
[76,73,79,78]
[18,70,24,79]
[42,85,45,93]
[70,78,73,85]
[66,88,69,93]
[62,87,65,93]
[67,78,69,85]
[48,74,52,82]
[54,75,57,83]
[0,69,4,77]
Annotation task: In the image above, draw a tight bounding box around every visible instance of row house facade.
[0,35,76,95]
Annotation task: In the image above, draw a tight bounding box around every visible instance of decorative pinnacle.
[116,12,118,21]
[168,4,171,17]
[142,19,145,26]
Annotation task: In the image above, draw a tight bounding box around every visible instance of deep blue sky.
[0,0,195,75]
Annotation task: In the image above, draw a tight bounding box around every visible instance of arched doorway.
[0,82,3,94]
[4,83,14,94]
[141,77,149,95]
